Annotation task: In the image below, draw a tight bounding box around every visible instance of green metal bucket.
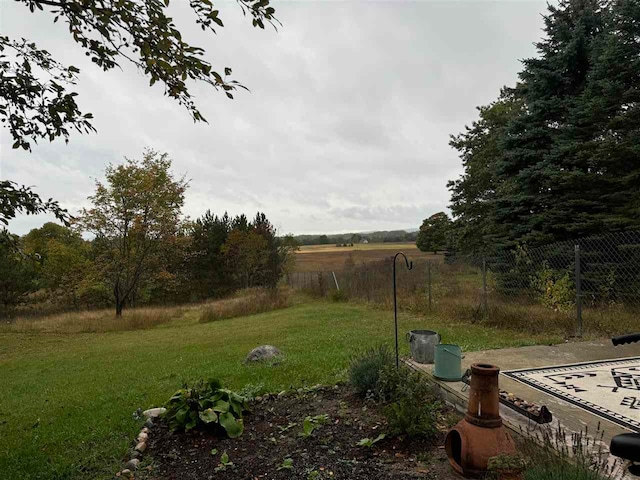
[433,344,463,381]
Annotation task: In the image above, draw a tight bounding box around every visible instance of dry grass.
[199,288,291,323]
[294,243,440,272]
[310,258,640,338]
[1,288,295,334]
[0,305,182,334]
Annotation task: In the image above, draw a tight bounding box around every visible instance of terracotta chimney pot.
[445,363,518,478]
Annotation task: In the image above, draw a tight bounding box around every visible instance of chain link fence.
[461,231,640,335]
[287,231,640,337]
[286,271,339,296]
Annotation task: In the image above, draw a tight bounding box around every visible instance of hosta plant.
[163,379,249,438]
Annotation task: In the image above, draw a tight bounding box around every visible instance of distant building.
[361,239,369,244]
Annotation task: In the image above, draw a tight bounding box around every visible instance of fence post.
[318,271,325,296]
[482,257,488,315]
[332,271,340,291]
[575,244,583,338]
[427,261,432,310]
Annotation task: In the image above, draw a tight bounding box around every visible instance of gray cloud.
[1,0,549,235]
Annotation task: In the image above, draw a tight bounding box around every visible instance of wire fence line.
[287,231,640,337]
[286,271,339,296]
[478,231,640,305]
[453,231,640,336]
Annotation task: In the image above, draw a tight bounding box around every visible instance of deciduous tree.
[79,150,187,316]
[2,0,277,234]
[279,234,300,275]
[0,239,37,312]
[416,212,451,254]
[3,0,278,151]
[22,222,81,258]
[0,181,68,247]
[22,222,90,306]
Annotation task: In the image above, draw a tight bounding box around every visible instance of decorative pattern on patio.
[503,357,640,432]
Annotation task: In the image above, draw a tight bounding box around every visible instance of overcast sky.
[1,0,549,236]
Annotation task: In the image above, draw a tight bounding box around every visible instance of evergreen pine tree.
[495,0,607,247]
[448,89,523,253]
[573,0,640,230]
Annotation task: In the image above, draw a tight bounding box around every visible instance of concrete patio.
[407,339,640,475]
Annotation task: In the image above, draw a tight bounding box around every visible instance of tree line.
[1,0,278,265]
[294,230,418,246]
[0,151,297,317]
[417,0,640,257]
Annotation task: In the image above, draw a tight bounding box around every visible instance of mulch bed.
[140,385,459,479]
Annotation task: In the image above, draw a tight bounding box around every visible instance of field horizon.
[294,242,441,272]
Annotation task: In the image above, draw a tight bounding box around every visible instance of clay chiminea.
[445,363,517,478]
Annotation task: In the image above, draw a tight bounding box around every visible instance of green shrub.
[384,397,440,437]
[522,424,621,480]
[163,379,249,438]
[348,345,394,397]
[374,363,435,403]
[377,365,442,438]
[349,351,443,438]
[374,363,409,403]
[329,289,347,302]
[531,263,575,311]
[487,453,528,472]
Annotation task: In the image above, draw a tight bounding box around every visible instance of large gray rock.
[245,345,283,363]
[142,407,166,419]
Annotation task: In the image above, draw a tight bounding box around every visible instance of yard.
[0,298,560,479]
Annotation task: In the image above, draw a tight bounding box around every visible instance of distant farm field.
[294,242,441,272]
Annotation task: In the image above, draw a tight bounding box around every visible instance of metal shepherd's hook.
[393,252,413,368]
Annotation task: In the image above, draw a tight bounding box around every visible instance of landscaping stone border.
[113,385,339,477]
[115,407,165,478]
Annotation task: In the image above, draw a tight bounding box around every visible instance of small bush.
[487,453,528,473]
[531,263,575,311]
[521,424,621,480]
[329,289,348,302]
[375,363,439,403]
[377,365,442,438]
[384,397,440,438]
[374,363,409,403]
[348,345,394,397]
[199,288,290,323]
[163,379,249,438]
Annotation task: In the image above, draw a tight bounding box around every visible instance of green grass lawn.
[0,300,560,479]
